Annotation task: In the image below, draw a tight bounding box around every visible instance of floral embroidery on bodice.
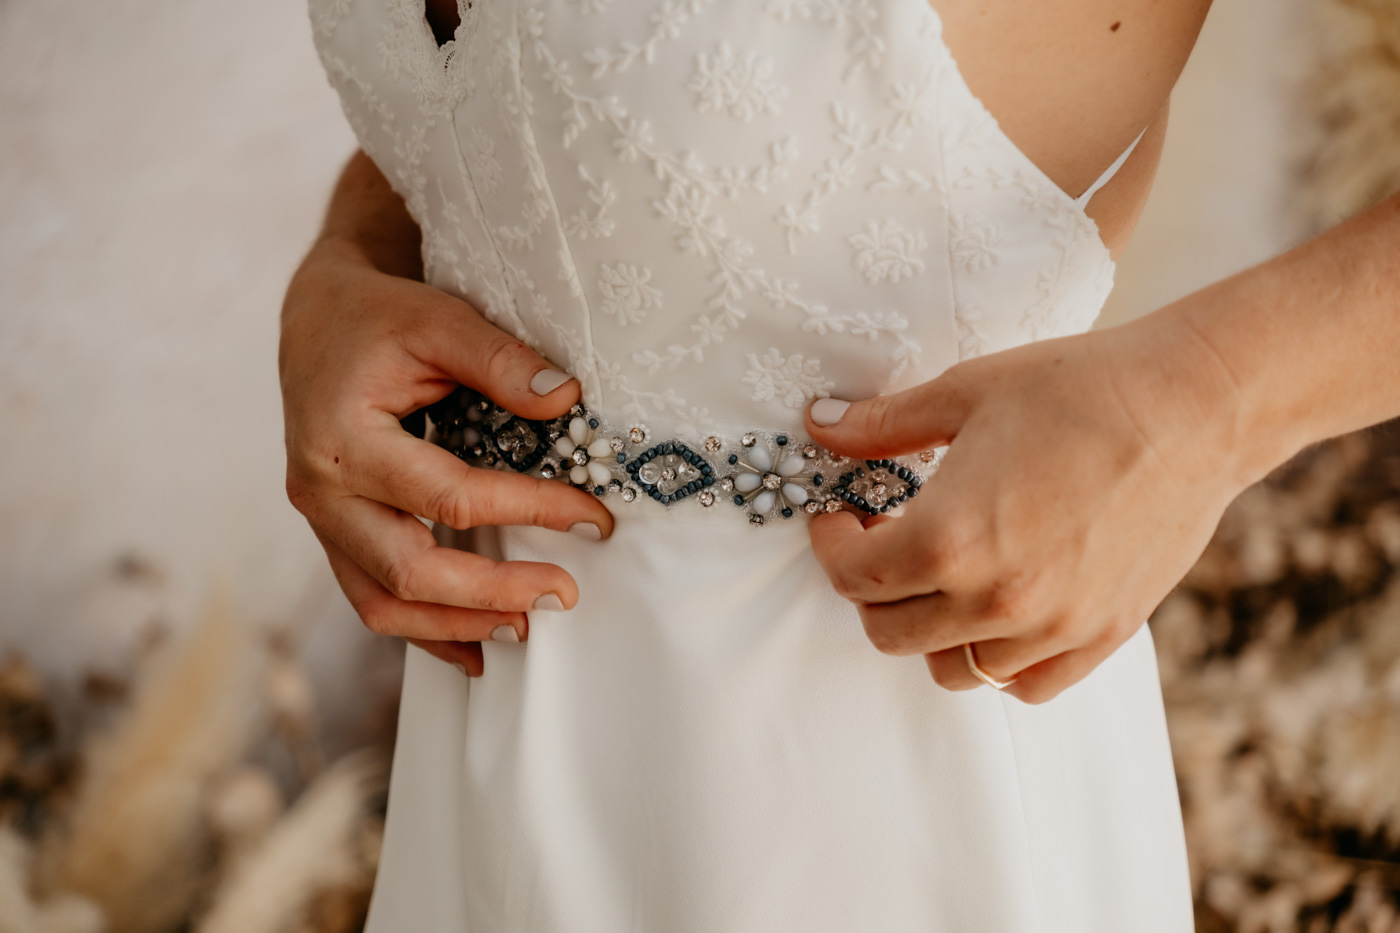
[310,0,1116,438]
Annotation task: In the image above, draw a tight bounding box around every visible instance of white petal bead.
[586,461,612,486]
[555,437,577,457]
[752,491,776,514]
[569,417,590,445]
[734,473,762,493]
[588,437,615,459]
[783,484,808,505]
[464,428,482,446]
[570,464,589,485]
[778,455,805,477]
[748,447,772,472]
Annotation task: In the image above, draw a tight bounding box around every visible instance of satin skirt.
[364,507,1193,932]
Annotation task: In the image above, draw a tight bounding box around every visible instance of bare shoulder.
[935,0,1210,194]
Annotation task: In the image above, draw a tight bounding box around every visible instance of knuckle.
[1015,681,1061,705]
[981,578,1034,627]
[356,598,395,637]
[383,557,424,603]
[860,611,904,656]
[482,334,532,388]
[426,482,475,530]
[284,474,318,518]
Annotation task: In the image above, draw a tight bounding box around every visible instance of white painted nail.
[490,624,520,643]
[569,521,603,541]
[810,398,851,427]
[451,661,468,676]
[532,593,566,612]
[529,368,572,396]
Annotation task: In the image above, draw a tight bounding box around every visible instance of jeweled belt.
[424,387,940,526]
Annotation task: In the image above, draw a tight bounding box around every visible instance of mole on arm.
[1110,20,1123,32]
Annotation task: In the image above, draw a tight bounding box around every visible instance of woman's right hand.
[280,234,613,677]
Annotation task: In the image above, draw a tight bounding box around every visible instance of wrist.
[1131,294,1310,492]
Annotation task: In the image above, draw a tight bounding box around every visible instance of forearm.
[310,149,423,281]
[1148,192,1400,486]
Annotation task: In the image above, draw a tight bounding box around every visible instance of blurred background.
[1,0,1397,930]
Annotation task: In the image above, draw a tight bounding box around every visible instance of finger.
[853,589,999,657]
[804,365,975,459]
[808,509,950,605]
[924,612,1085,690]
[403,294,582,422]
[315,498,578,614]
[404,637,485,678]
[342,424,615,537]
[1000,620,1143,705]
[320,536,533,643]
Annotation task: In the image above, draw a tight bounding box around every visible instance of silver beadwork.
[428,388,933,526]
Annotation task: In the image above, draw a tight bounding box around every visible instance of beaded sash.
[426,387,940,525]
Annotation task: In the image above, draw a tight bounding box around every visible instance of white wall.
[0,0,374,717]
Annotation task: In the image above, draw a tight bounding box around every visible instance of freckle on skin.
[1110,20,1122,32]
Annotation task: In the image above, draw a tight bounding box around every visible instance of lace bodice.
[310,0,1116,438]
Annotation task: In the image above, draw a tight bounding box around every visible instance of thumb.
[410,288,580,422]
[804,368,974,459]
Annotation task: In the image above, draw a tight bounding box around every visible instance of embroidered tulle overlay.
[309,0,1116,441]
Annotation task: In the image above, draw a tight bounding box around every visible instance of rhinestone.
[620,486,637,502]
[609,436,626,453]
[698,490,716,507]
[704,436,722,452]
[741,432,757,447]
[469,444,486,458]
[719,477,735,492]
[661,467,677,481]
[802,444,818,459]
[608,479,623,493]
[570,404,586,417]
[571,448,589,466]
[824,499,842,513]
[919,450,937,464]
[629,426,647,444]
[639,462,662,484]
[871,483,887,498]
[474,399,492,412]
[804,500,821,514]
[761,472,782,491]
[540,463,556,479]
[749,514,765,526]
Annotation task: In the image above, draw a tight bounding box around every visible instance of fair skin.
[284,0,1400,696]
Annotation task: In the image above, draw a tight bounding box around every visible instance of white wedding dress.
[309,1,1194,928]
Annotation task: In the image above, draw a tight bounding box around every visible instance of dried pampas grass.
[196,752,385,933]
[0,827,102,933]
[1299,0,1400,229]
[32,599,264,933]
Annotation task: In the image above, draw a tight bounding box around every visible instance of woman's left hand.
[804,313,1254,703]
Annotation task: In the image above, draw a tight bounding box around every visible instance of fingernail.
[530,368,572,396]
[533,593,566,612]
[569,521,603,541]
[490,624,521,643]
[810,397,851,427]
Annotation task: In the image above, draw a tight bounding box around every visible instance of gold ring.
[963,643,1017,690]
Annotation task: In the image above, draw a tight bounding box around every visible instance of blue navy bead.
[626,461,639,473]
[813,473,823,486]
[906,485,919,498]
[700,463,713,475]
[588,417,599,429]
[617,453,626,463]
[728,454,738,465]
[593,486,605,496]
[781,508,793,518]
[703,475,715,486]
[776,435,788,446]
[733,495,745,506]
